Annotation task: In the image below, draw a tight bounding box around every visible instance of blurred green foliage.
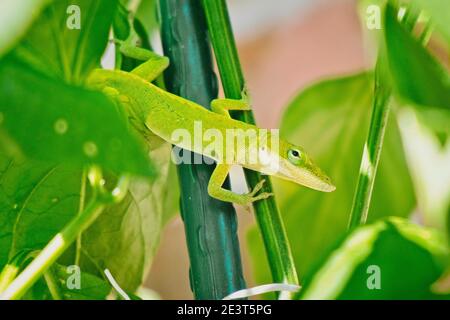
[299,218,449,299]
[248,72,415,284]
[248,0,450,299]
[0,0,177,298]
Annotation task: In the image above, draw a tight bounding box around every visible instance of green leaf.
[0,155,82,269]
[12,0,118,83]
[247,72,415,285]
[75,141,177,291]
[384,2,450,145]
[299,218,448,299]
[113,1,131,41]
[0,58,154,178]
[411,0,450,44]
[0,140,175,293]
[0,0,174,297]
[0,0,50,57]
[384,3,450,110]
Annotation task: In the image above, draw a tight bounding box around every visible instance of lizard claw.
[249,179,266,197]
[250,192,273,203]
[242,179,273,203]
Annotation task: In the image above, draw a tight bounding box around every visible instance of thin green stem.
[201,0,299,295]
[44,268,63,300]
[348,64,391,229]
[348,5,425,229]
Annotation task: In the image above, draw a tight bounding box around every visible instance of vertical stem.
[201,0,299,294]
[348,64,391,229]
[159,0,246,299]
[348,4,423,230]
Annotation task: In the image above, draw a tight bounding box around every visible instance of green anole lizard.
[87,44,335,205]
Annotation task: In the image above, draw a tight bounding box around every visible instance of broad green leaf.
[247,72,415,285]
[384,3,450,110]
[0,0,175,297]
[299,218,448,299]
[113,1,131,41]
[75,141,177,291]
[384,2,450,145]
[0,140,175,293]
[411,0,450,44]
[0,156,81,269]
[0,0,50,57]
[12,0,118,83]
[161,160,180,225]
[0,57,154,177]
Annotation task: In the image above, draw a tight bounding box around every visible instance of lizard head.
[271,140,336,192]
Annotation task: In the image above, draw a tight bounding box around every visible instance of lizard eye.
[288,149,303,164]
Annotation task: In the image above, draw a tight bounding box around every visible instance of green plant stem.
[44,268,63,300]
[0,199,105,300]
[348,5,425,230]
[201,0,299,294]
[348,64,391,229]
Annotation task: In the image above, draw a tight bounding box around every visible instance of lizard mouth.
[290,170,335,192]
[281,162,336,192]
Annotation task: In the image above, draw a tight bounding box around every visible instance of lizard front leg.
[208,164,273,204]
